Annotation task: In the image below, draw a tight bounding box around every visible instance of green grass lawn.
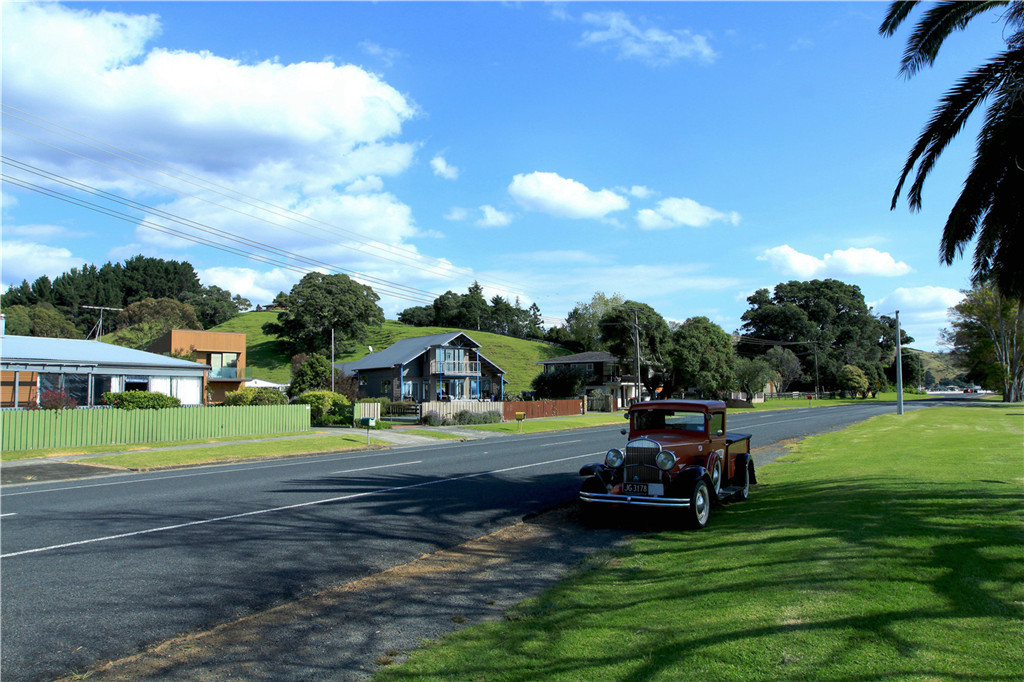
[376,405,1024,681]
[464,413,627,434]
[0,432,317,462]
[81,432,384,469]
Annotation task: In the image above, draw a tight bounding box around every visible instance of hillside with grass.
[210,312,571,393]
[912,348,962,386]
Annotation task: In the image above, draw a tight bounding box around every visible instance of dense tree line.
[535,279,917,399]
[1,255,251,342]
[736,279,912,393]
[397,282,544,340]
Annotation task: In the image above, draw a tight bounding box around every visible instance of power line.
[2,161,443,304]
[1,174,437,305]
[1,105,533,298]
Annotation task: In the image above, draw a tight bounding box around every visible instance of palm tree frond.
[879,0,922,37]
[888,1,1009,77]
[893,53,1013,210]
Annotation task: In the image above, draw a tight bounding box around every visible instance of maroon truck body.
[579,400,755,529]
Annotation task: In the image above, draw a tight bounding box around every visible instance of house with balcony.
[335,332,505,402]
[148,329,249,403]
[535,350,642,405]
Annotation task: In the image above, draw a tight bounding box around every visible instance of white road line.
[0,451,395,498]
[1,513,17,518]
[540,440,582,447]
[1,452,599,559]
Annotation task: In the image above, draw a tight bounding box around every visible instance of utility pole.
[812,341,820,398]
[633,309,641,402]
[82,305,123,341]
[895,310,904,415]
[331,328,335,392]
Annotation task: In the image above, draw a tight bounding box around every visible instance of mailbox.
[360,417,376,428]
[515,412,526,421]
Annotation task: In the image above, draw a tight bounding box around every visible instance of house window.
[381,379,392,397]
[210,352,238,379]
[64,374,89,405]
[125,376,149,392]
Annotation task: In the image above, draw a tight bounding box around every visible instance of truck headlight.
[604,448,625,468]
[655,450,677,471]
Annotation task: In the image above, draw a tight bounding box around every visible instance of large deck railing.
[429,360,481,375]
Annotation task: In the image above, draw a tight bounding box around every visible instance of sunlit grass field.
[376,405,1024,681]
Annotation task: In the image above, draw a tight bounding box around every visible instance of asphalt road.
[0,398,956,681]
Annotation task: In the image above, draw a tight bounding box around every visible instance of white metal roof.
[0,335,209,376]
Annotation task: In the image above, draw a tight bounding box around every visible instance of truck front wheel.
[683,479,711,529]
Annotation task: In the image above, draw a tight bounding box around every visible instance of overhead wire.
[1,173,438,305]
[1,105,534,298]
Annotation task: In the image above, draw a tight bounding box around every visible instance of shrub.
[102,391,181,410]
[453,410,503,425]
[293,390,351,424]
[222,386,288,406]
[36,389,77,410]
[421,410,453,427]
[361,397,391,414]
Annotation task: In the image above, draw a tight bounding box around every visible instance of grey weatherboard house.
[335,332,505,402]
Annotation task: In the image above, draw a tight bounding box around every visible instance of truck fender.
[579,462,605,478]
[732,453,757,486]
[667,465,708,497]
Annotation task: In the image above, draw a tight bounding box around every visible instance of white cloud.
[871,286,966,351]
[2,2,422,262]
[508,171,629,219]
[477,205,513,227]
[758,245,826,277]
[580,11,717,66]
[1,241,85,287]
[198,266,298,305]
[759,245,912,278]
[636,197,740,230]
[445,207,469,221]
[0,1,459,299]
[1,223,82,240]
[872,286,964,317]
[827,247,913,276]
[628,185,655,199]
[360,40,402,67]
[345,176,385,194]
[513,250,604,265]
[430,155,459,180]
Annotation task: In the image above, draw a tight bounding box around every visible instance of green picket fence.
[0,405,311,452]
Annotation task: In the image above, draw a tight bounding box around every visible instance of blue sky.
[1,2,1006,350]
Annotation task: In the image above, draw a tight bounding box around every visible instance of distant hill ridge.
[209,312,571,393]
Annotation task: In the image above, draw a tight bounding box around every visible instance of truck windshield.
[634,410,705,433]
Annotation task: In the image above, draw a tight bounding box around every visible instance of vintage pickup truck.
[579,400,755,529]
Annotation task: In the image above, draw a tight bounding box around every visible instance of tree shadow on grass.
[376,476,1023,681]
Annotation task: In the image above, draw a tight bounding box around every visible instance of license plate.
[622,482,663,496]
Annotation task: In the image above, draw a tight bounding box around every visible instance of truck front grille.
[624,437,663,484]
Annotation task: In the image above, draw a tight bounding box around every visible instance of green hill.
[911,348,962,385]
[210,312,571,394]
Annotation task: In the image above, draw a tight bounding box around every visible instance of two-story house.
[335,332,505,402]
[148,329,248,403]
[535,350,642,404]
